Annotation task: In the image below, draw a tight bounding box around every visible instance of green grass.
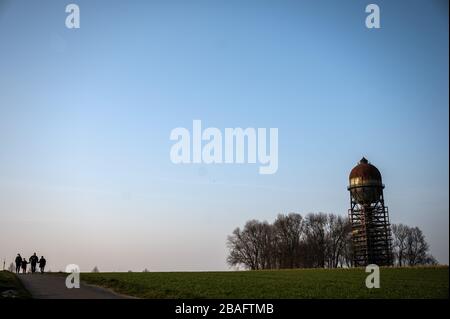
[0,271,31,299]
[81,266,449,299]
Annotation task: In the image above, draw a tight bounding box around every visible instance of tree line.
[226,213,437,270]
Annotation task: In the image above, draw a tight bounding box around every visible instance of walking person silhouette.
[14,254,22,274]
[29,253,39,273]
[21,258,28,274]
[39,256,46,274]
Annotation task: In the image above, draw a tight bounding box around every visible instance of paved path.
[18,274,129,299]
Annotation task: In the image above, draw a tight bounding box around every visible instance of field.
[81,266,449,299]
[0,271,31,299]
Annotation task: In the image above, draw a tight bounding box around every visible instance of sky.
[0,0,448,271]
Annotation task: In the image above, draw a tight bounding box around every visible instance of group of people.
[15,253,46,274]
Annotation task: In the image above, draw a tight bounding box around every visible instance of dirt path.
[18,273,129,299]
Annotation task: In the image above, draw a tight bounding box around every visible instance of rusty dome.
[348,157,384,205]
[349,157,382,183]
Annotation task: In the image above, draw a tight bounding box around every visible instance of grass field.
[0,271,31,299]
[81,266,449,299]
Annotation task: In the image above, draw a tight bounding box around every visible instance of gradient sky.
[0,0,448,271]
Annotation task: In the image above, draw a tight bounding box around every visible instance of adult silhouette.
[14,254,22,274]
[29,253,39,273]
[39,256,46,274]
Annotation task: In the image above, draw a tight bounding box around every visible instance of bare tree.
[405,226,434,265]
[92,266,100,273]
[392,224,409,266]
[227,220,276,270]
[227,221,260,270]
[273,213,305,268]
[304,213,329,268]
[326,214,351,268]
[257,221,277,270]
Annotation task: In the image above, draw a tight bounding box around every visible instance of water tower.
[348,157,393,266]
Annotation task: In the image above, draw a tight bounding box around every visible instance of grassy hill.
[81,266,449,299]
[0,271,31,299]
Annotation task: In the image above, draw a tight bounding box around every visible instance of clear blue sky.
[0,0,448,271]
